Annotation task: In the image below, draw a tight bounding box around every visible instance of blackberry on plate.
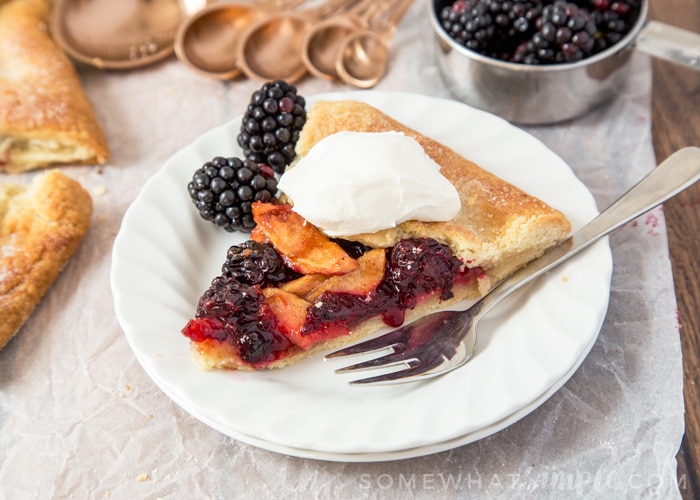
[188,156,278,232]
[221,240,299,286]
[237,80,306,174]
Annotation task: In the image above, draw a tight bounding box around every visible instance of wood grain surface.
[647,0,700,497]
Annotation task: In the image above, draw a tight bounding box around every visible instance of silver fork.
[325,147,700,385]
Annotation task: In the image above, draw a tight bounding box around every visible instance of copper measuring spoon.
[50,0,208,70]
[335,0,414,88]
[300,0,380,80]
[174,0,306,80]
[236,0,357,83]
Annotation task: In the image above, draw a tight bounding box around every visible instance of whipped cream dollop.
[277,131,461,237]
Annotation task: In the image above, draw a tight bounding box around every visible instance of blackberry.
[439,0,544,59]
[331,238,372,260]
[487,0,546,58]
[188,156,278,233]
[237,80,306,174]
[385,238,463,308]
[195,276,264,324]
[589,0,641,51]
[513,1,598,63]
[437,0,641,64]
[585,0,640,13]
[439,0,494,55]
[221,240,299,286]
[190,276,290,364]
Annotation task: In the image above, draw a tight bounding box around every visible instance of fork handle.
[476,147,700,317]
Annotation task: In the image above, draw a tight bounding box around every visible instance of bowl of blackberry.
[428,0,700,124]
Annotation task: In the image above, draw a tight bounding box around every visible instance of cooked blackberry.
[384,238,463,308]
[331,238,372,259]
[187,276,290,364]
[237,80,306,174]
[221,240,299,286]
[188,156,278,232]
[195,276,263,323]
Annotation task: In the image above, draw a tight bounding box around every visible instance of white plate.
[111,91,612,462]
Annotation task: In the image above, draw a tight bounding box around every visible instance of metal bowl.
[427,0,698,124]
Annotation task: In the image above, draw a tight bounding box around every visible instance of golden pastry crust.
[0,170,93,351]
[0,0,109,172]
[294,100,572,285]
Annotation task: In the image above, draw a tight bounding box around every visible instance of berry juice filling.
[182,276,292,367]
[182,238,485,367]
[304,239,483,333]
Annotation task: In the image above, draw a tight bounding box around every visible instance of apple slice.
[280,273,328,297]
[252,202,358,276]
[262,287,310,342]
[262,287,348,350]
[305,248,386,302]
[250,226,268,243]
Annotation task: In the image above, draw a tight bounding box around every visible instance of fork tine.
[324,342,397,360]
[325,310,475,384]
[334,352,418,373]
[325,309,465,361]
[343,338,477,385]
[347,359,448,385]
[336,345,454,384]
[324,327,410,359]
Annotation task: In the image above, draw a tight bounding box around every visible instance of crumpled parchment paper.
[0,2,684,497]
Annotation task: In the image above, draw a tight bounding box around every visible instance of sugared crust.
[295,100,572,283]
[0,0,109,172]
[0,170,93,350]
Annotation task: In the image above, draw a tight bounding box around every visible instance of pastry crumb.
[561,276,569,283]
[136,473,149,482]
[93,185,107,196]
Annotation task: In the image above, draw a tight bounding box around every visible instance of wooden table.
[648,0,700,497]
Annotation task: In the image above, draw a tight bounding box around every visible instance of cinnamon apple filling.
[182,202,484,369]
